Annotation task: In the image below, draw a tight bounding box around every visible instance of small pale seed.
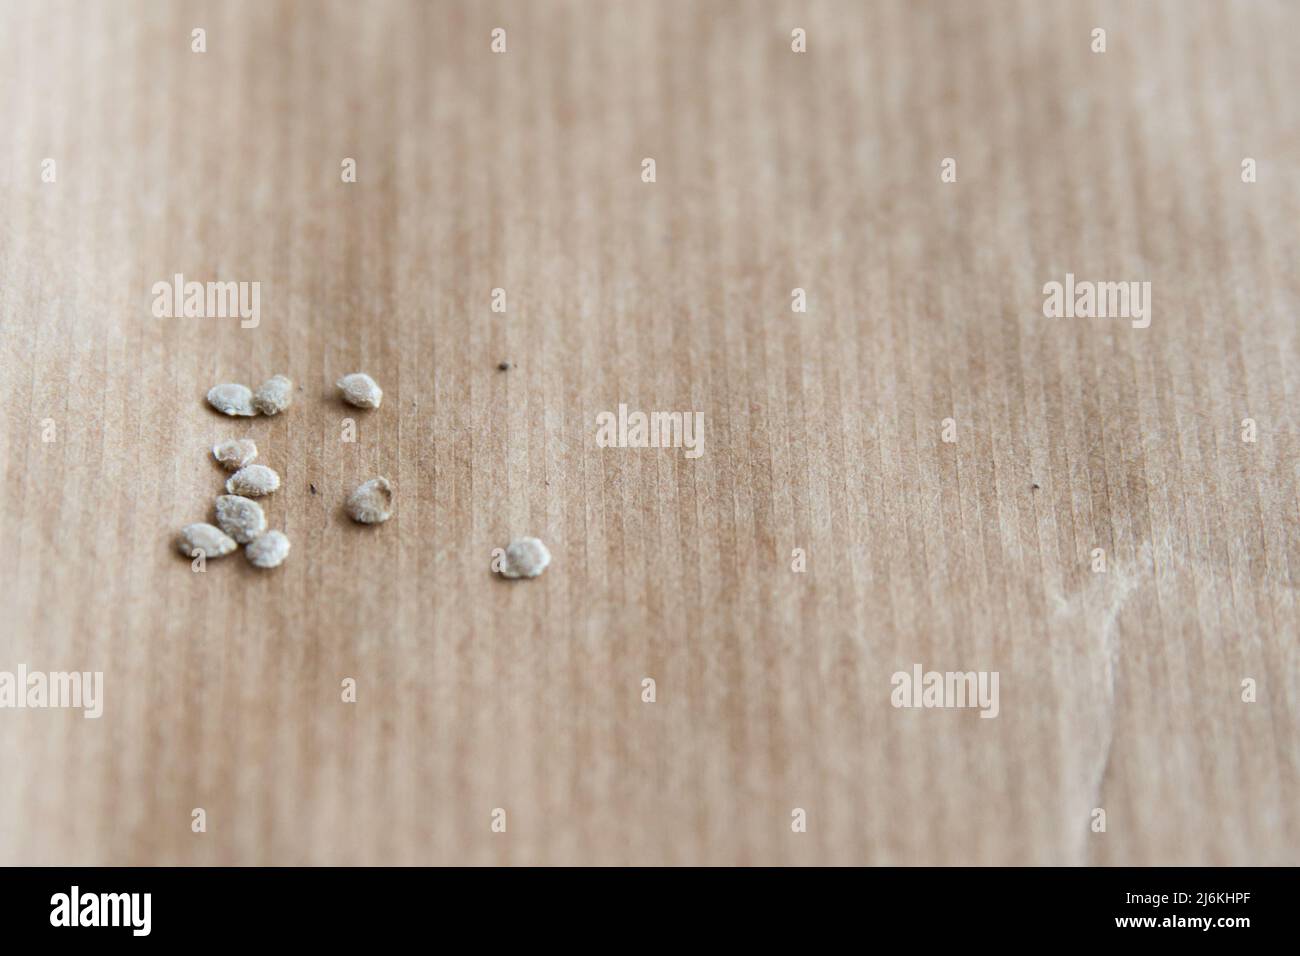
[337,372,383,409]
[176,523,237,558]
[212,438,257,471]
[207,383,257,417]
[345,477,393,524]
[246,529,291,568]
[226,464,281,496]
[252,374,294,415]
[500,537,551,579]
[214,494,267,544]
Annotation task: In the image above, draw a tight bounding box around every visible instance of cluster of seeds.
[334,373,393,527]
[187,370,550,579]
[183,371,395,570]
[207,374,295,417]
[174,435,290,569]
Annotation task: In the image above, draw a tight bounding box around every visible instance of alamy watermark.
[152,273,260,328]
[50,886,150,936]
[595,404,705,459]
[1043,272,1150,329]
[0,666,103,718]
[890,664,999,718]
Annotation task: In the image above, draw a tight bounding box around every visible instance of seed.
[246,529,290,568]
[176,523,237,558]
[214,494,267,544]
[337,372,383,409]
[345,477,393,524]
[252,374,294,415]
[206,383,257,417]
[226,464,281,496]
[498,361,511,371]
[212,438,257,471]
[499,537,551,579]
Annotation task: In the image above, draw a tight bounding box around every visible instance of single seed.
[246,529,291,568]
[226,464,281,496]
[206,383,257,417]
[337,372,383,409]
[252,374,294,415]
[345,477,393,524]
[214,494,267,544]
[176,523,237,558]
[499,537,551,579]
[309,483,318,495]
[498,361,511,371]
[212,438,257,471]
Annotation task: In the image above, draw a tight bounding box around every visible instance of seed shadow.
[331,501,395,535]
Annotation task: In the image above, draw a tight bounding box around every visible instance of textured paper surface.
[0,0,1296,865]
